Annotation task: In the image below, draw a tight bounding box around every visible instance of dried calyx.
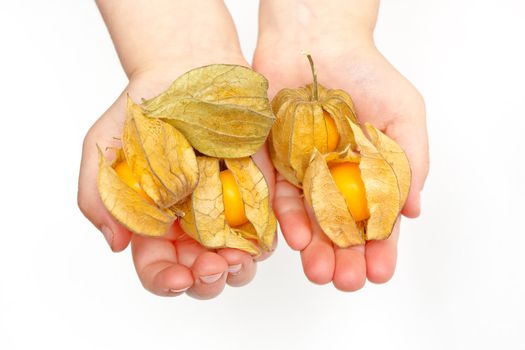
[97,98,198,236]
[174,157,276,255]
[142,64,275,158]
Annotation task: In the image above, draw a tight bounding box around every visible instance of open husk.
[176,156,276,255]
[97,99,198,237]
[303,147,365,247]
[97,147,176,236]
[225,157,277,251]
[123,98,198,208]
[302,120,411,246]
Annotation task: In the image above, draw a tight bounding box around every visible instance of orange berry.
[114,161,154,204]
[323,111,340,152]
[219,169,248,227]
[329,162,370,222]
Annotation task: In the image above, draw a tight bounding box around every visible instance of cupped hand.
[253,43,429,291]
[78,58,276,299]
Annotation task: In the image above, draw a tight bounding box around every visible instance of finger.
[131,233,193,296]
[217,248,257,287]
[386,109,429,218]
[173,225,210,269]
[171,223,231,297]
[300,200,335,284]
[186,251,229,300]
[274,174,311,250]
[365,218,400,284]
[333,245,366,292]
[78,95,132,252]
[171,220,229,299]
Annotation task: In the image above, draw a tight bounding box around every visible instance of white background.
[1,1,524,349]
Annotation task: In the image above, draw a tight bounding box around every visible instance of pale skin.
[78,0,429,297]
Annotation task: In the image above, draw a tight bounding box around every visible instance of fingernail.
[199,272,224,284]
[100,224,114,249]
[169,287,190,293]
[227,264,242,275]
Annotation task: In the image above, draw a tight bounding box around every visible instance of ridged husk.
[97,147,176,236]
[142,64,275,158]
[123,98,198,208]
[175,156,276,255]
[225,158,277,251]
[303,147,365,247]
[364,122,411,210]
[303,120,411,246]
[97,98,198,237]
[348,121,401,241]
[269,83,358,187]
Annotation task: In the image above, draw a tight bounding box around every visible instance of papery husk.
[177,157,260,255]
[364,123,412,209]
[141,64,274,159]
[97,147,175,236]
[349,122,400,241]
[303,122,411,246]
[225,157,276,251]
[268,99,299,186]
[303,147,365,247]
[122,98,198,208]
[269,73,358,187]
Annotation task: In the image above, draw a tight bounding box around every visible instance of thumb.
[78,95,131,252]
[386,113,429,218]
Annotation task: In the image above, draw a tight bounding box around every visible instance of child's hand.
[78,63,275,299]
[78,0,276,298]
[253,0,429,291]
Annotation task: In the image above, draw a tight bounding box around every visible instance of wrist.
[98,0,246,80]
[257,0,378,55]
[126,53,249,102]
[128,52,248,83]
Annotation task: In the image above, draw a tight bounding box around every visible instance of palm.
[253,47,428,290]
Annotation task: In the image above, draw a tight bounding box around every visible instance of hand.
[79,0,277,298]
[253,3,429,291]
[78,59,276,299]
